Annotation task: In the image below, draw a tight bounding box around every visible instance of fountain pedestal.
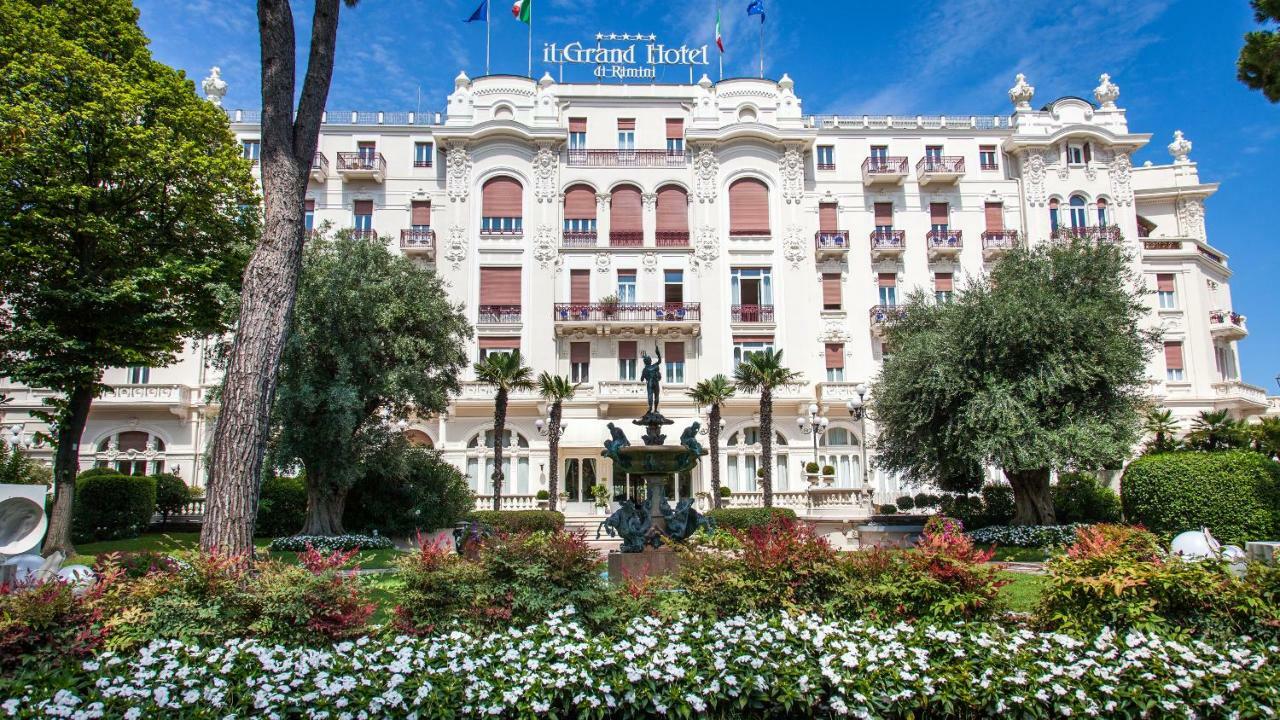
[607,474,678,582]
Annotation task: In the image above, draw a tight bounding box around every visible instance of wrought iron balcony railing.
[870,229,906,250]
[731,304,775,323]
[350,229,377,240]
[336,151,387,175]
[477,305,521,323]
[862,156,908,175]
[869,304,906,325]
[656,231,690,247]
[1051,225,1122,243]
[399,228,435,250]
[564,149,690,167]
[815,231,850,249]
[553,302,701,322]
[980,229,1019,250]
[927,229,963,248]
[916,156,965,175]
[561,230,598,248]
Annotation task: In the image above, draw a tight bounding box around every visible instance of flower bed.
[4,610,1277,718]
[268,534,394,552]
[968,524,1085,548]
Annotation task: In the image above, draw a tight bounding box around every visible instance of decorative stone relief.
[780,146,804,204]
[1093,73,1120,109]
[641,193,657,212]
[1008,73,1035,110]
[201,67,227,107]
[782,224,806,268]
[1176,198,1206,241]
[641,252,659,273]
[1021,150,1047,206]
[596,193,610,212]
[532,146,557,203]
[594,252,611,273]
[689,224,719,274]
[1168,130,1193,164]
[444,224,467,269]
[532,224,560,270]
[446,147,471,203]
[1109,153,1134,206]
[1084,164,1097,182]
[818,318,851,343]
[693,149,718,204]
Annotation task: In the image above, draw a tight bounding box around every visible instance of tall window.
[1164,342,1185,382]
[465,429,531,495]
[929,202,950,235]
[1215,344,1238,381]
[816,145,835,169]
[1156,274,1176,309]
[874,202,894,233]
[304,199,315,231]
[617,270,637,303]
[353,200,373,232]
[617,118,635,152]
[821,273,842,311]
[357,141,376,162]
[410,201,431,232]
[1066,143,1086,165]
[934,273,953,303]
[569,118,587,150]
[818,428,861,488]
[95,431,165,475]
[563,184,597,235]
[241,139,260,162]
[664,270,684,304]
[1096,198,1109,226]
[665,118,684,155]
[1049,199,1060,231]
[1069,195,1088,229]
[979,145,998,170]
[870,144,888,165]
[733,338,774,367]
[127,366,150,384]
[878,273,897,306]
[570,342,590,383]
[414,142,433,168]
[664,342,685,384]
[618,341,637,381]
[730,267,773,312]
[825,343,844,382]
[924,145,943,165]
[728,178,770,236]
[726,427,789,492]
[481,176,523,234]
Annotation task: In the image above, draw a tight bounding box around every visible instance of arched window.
[481,176,523,234]
[609,184,643,247]
[404,429,434,448]
[493,104,515,121]
[725,426,789,493]
[94,430,166,475]
[1096,197,1109,227]
[563,184,597,240]
[1049,198,1060,231]
[464,429,532,495]
[1069,195,1088,229]
[655,184,689,246]
[728,178,770,237]
[818,427,862,488]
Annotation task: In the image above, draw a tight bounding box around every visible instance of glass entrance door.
[564,457,599,513]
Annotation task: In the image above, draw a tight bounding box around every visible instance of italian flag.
[715,9,724,52]
[512,0,530,23]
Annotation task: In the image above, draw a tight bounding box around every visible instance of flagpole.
[527,2,533,78]
[717,0,722,81]
[758,18,763,79]
[485,2,491,75]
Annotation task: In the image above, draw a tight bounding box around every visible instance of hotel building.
[0,68,1265,518]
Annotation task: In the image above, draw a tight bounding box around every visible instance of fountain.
[598,345,713,580]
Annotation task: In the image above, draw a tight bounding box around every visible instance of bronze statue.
[679,422,704,457]
[597,498,659,552]
[601,422,631,463]
[639,344,662,415]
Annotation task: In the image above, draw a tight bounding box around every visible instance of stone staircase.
[564,513,620,545]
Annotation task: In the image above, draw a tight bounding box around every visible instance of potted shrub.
[535,489,550,510]
[718,485,732,505]
[598,293,620,319]
[804,461,821,488]
[821,464,836,486]
[591,483,611,514]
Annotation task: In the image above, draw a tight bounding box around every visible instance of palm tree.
[1141,408,1180,454]
[732,349,802,508]
[538,372,580,512]
[688,375,736,509]
[474,351,535,510]
[1250,416,1280,459]
[1185,409,1245,451]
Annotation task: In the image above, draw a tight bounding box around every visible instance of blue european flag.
[465,0,487,23]
[746,0,765,23]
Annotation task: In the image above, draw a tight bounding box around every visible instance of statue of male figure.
[639,344,663,415]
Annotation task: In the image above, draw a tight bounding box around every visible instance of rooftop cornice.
[432,119,567,143]
[1002,125,1151,151]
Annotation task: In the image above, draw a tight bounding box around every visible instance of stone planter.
[821,474,836,487]
[804,473,823,489]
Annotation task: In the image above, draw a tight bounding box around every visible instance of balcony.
[1212,380,1269,413]
[564,149,689,168]
[862,156,908,185]
[815,231,850,260]
[609,231,644,248]
[981,230,1020,261]
[1051,225,1122,243]
[869,304,905,337]
[310,152,329,183]
[731,304,775,323]
[97,384,194,410]
[477,305,521,324]
[1209,310,1248,341]
[869,230,906,261]
[916,156,965,184]
[561,230,598,248]
[656,231,690,247]
[399,229,435,259]
[552,302,701,336]
[350,229,378,241]
[926,229,963,261]
[335,152,386,182]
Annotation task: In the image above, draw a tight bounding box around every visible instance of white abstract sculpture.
[1170,527,1219,560]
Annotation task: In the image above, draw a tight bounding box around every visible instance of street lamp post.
[796,402,830,466]
[846,384,869,489]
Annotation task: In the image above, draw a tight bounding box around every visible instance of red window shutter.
[935,273,953,292]
[874,202,893,226]
[819,203,837,233]
[664,341,685,363]
[118,431,148,452]
[1156,274,1175,293]
[1083,143,1092,162]
[617,118,635,131]
[984,202,1003,232]
[478,337,520,350]
[1049,198,1059,209]
[656,185,688,232]
[878,273,896,288]
[930,203,949,225]
[564,184,596,220]
[821,273,841,308]
[728,178,770,234]
[569,117,586,133]
[482,176,523,217]
[610,184,643,232]
[305,199,315,211]
[479,267,522,305]
[570,342,591,363]
[353,200,373,215]
[1164,342,1184,370]
[825,343,844,369]
[411,201,431,226]
[618,341,637,360]
[665,119,683,139]
[733,335,774,343]
[570,269,590,304]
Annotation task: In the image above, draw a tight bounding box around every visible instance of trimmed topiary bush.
[76,466,122,481]
[895,495,915,511]
[705,507,798,530]
[256,475,307,538]
[877,504,898,515]
[1122,450,1280,545]
[72,472,156,542]
[1052,472,1122,525]
[151,473,192,527]
[717,486,732,498]
[535,490,550,501]
[463,510,565,534]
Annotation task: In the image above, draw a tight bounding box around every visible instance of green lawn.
[70,531,405,570]
[997,571,1048,613]
[990,546,1052,562]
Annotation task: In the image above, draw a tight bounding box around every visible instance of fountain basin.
[612,444,702,476]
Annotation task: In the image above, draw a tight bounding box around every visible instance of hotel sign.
[543,33,710,81]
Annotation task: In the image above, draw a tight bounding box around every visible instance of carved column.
[596,193,611,248]
[642,192,657,248]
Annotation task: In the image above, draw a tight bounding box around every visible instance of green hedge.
[72,473,156,542]
[463,510,564,534]
[704,507,797,530]
[255,475,307,538]
[1053,472,1122,524]
[344,449,474,535]
[1122,450,1280,545]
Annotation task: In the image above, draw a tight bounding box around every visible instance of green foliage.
[76,467,121,481]
[938,485,1015,530]
[1052,472,1122,524]
[1239,0,1280,102]
[705,507,797,530]
[1122,451,1280,544]
[462,510,565,534]
[1250,416,1280,459]
[1141,408,1180,454]
[535,489,550,501]
[804,461,820,474]
[343,444,474,535]
[717,485,732,498]
[895,495,915,510]
[878,504,898,515]
[0,444,48,485]
[1183,409,1250,451]
[150,473,191,522]
[72,473,156,542]
[255,475,307,538]
[869,241,1154,506]
[0,569,116,674]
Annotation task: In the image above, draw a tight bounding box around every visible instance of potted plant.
[718,485,732,505]
[821,464,836,486]
[535,489,550,509]
[598,293,619,319]
[804,461,822,488]
[591,483,611,514]
[694,490,710,510]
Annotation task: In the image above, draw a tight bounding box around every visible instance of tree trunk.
[299,468,346,536]
[200,0,344,557]
[41,384,94,557]
[547,401,561,511]
[491,389,507,511]
[709,404,723,509]
[1007,468,1056,526]
[760,389,773,508]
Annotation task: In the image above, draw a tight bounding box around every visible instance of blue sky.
[137,0,1280,390]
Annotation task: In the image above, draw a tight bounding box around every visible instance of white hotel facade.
[0,67,1266,516]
